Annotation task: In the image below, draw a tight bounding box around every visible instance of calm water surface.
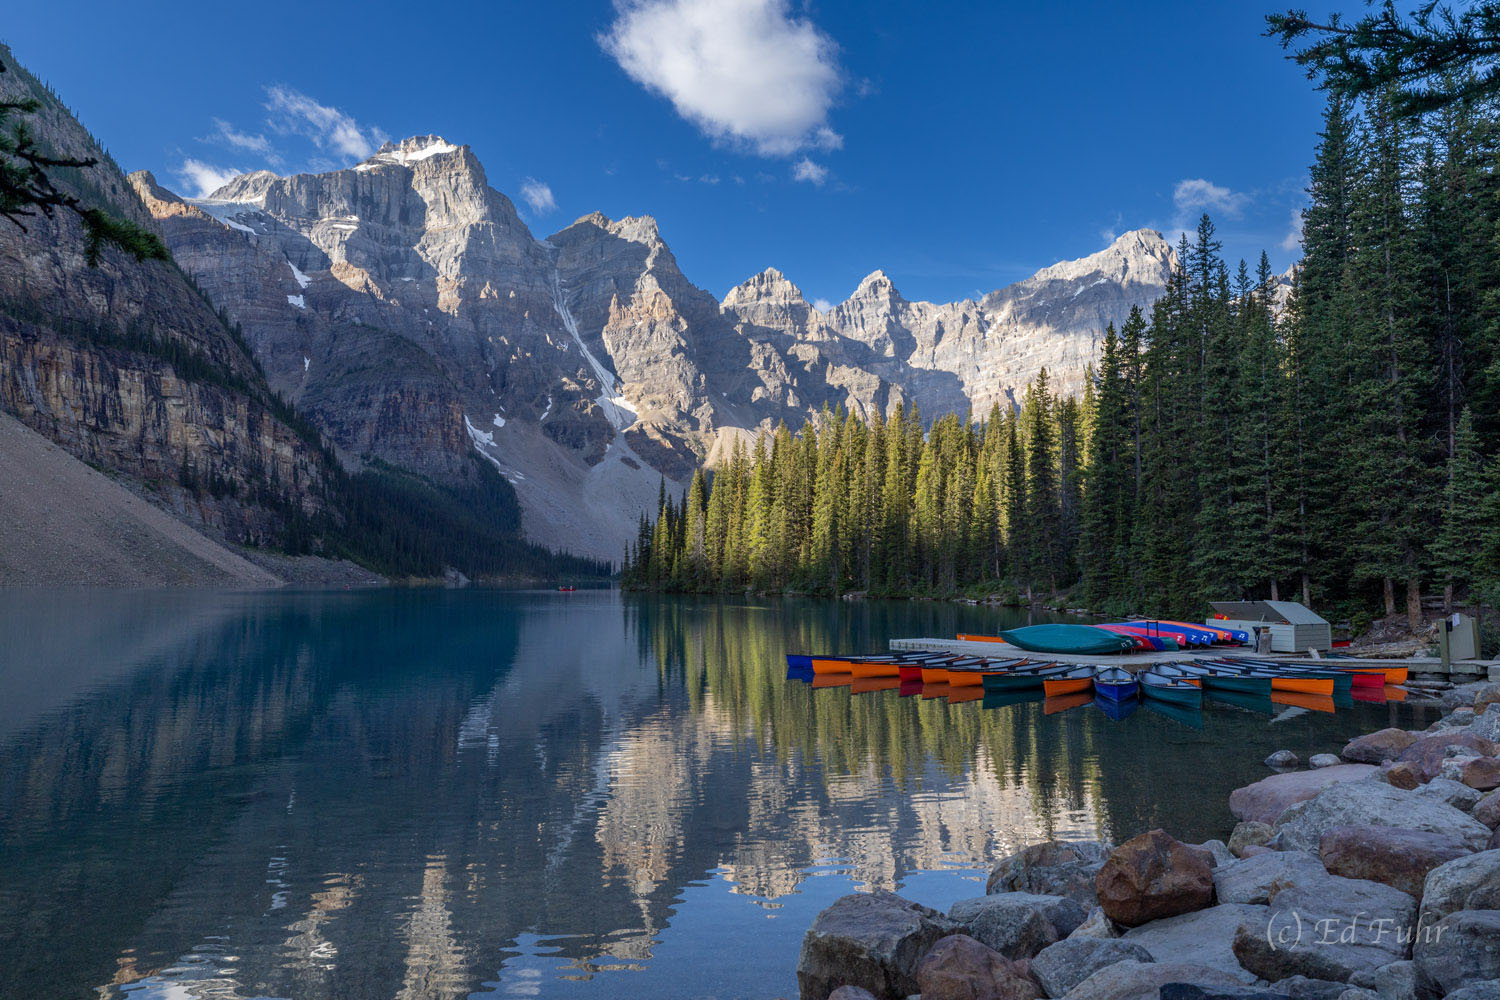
[0,589,1435,1000]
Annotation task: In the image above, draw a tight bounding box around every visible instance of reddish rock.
[1397,732,1498,782]
[1094,829,1214,928]
[1318,824,1473,897]
[1341,728,1419,764]
[1228,764,1376,825]
[915,934,1044,1000]
[1479,791,1500,830]
[1459,756,1500,791]
[1381,761,1423,790]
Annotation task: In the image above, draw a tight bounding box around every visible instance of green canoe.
[997,625,1136,656]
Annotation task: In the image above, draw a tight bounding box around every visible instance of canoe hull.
[1140,681,1203,707]
[999,625,1135,656]
[850,660,901,679]
[1042,677,1094,698]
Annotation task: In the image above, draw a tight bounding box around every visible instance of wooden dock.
[888,637,1499,678]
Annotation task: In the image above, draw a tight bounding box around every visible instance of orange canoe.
[957,634,1008,643]
[947,669,989,687]
[1042,676,1094,698]
[811,658,854,675]
[1268,675,1335,696]
[920,666,950,684]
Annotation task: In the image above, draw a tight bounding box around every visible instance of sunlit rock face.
[137,137,1173,559]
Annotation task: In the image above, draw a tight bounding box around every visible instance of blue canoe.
[1123,621,1217,647]
[1093,666,1139,702]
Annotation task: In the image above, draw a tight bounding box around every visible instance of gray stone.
[796,890,961,1000]
[1268,750,1301,768]
[1158,988,1307,1000]
[1066,906,1119,940]
[1336,990,1380,1000]
[1232,871,1419,982]
[986,840,1113,908]
[1311,754,1343,769]
[1397,732,1498,782]
[828,989,879,1000]
[1347,959,1437,1000]
[1417,776,1483,811]
[1444,982,1500,1000]
[1269,976,1355,1000]
[1059,960,1244,1000]
[1469,705,1500,743]
[1413,910,1500,995]
[1122,903,1268,983]
[1029,937,1152,997]
[1273,779,1492,853]
[1230,766,1378,826]
[1418,850,1500,923]
[1230,822,1275,858]
[1193,839,1236,868]
[1213,851,1330,905]
[949,893,1086,960]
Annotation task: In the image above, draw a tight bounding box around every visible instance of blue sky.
[6,1,1353,306]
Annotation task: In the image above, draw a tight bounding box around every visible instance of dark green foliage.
[0,59,168,266]
[1267,2,1500,116]
[326,457,609,581]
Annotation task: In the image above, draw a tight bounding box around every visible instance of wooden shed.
[1210,600,1332,653]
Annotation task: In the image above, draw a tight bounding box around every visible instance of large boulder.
[1095,829,1214,927]
[1396,732,1498,782]
[1028,937,1152,997]
[1469,705,1500,742]
[1418,850,1500,923]
[1268,975,1356,1000]
[1416,777,1482,811]
[1346,960,1438,1000]
[1230,765,1377,826]
[1475,684,1500,712]
[1414,910,1500,995]
[1061,960,1244,1000]
[1232,871,1418,982]
[1342,729,1418,765]
[1273,780,1492,853]
[796,890,960,1000]
[986,840,1112,907]
[1318,825,1473,897]
[1457,757,1500,791]
[914,934,1043,1000]
[1214,851,1330,905]
[1121,903,1268,983]
[1474,790,1500,829]
[1444,983,1500,1000]
[948,893,1085,959]
[1158,989,1327,1000]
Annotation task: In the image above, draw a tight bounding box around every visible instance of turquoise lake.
[0,589,1436,999]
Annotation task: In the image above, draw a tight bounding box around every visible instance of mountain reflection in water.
[0,590,1432,1000]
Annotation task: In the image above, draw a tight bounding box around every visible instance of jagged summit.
[359,135,461,169]
[723,266,807,308]
[204,169,279,204]
[852,268,898,298]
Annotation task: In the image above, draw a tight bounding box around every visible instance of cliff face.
[134,133,1175,559]
[0,47,331,546]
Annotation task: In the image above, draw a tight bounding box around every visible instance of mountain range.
[127,135,1177,561]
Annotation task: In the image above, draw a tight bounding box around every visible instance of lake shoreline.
[794,677,1500,1000]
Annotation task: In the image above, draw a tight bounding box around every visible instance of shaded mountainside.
[134,135,1176,560]
[0,49,606,583]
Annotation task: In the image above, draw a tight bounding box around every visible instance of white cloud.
[176,159,245,198]
[600,0,843,157]
[792,158,828,185]
[1281,208,1305,253]
[519,178,558,215]
[264,86,388,160]
[812,297,833,312]
[1172,178,1251,221]
[206,118,273,157]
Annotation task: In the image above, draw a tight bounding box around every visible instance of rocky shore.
[795,681,1500,1000]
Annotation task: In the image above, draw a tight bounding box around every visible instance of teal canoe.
[1139,668,1203,708]
[980,663,1071,692]
[997,625,1136,656]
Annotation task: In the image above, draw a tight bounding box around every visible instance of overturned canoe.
[997,625,1136,656]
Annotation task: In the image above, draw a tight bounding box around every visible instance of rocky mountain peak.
[360,135,462,169]
[722,266,808,309]
[851,268,901,302]
[206,170,279,205]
